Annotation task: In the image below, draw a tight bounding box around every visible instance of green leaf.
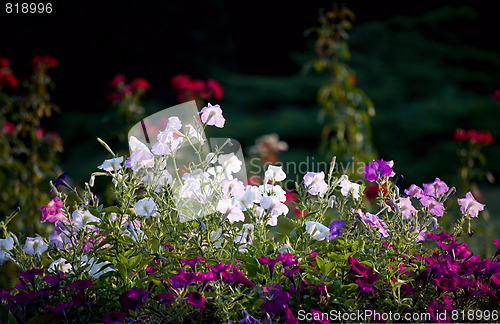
[116,262,128,281]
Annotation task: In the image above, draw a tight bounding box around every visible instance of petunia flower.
[221,178,246,198]
[217,198,245,223]
[261,283,289,314]
[357,210,389,238]
[404,184,425,198]
[419,196,445,217]
[200,103,225,128]
[40,197,69,225]
[218,153,242,178]
[398,197,417,220]
[186,291,207,309]
[339,177,361,200]
[49,258,72,274]
[305,221,330,241]
[119,287,150,312]
[328,219,346,240]
[258,256,280,277]
[423,177,449,198]
[133,197,159,219]
[72,210,100,230]
[0,236,14,265]
[264,165,286,183]
[239,310,260,324]
[457,191,485,218]
[97,156,124,172]
[179,256,206,272]
[303,171,328,197]
[23,236,48,256]
[260,196,289,226]
[364,159,395,183]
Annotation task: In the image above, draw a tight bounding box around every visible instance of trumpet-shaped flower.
[218,153,242,177]
[264,165,286,182]
[260,196,288,226]
[48,258,72,274]
[134,198,158,218]
[72,210,100,230]
[364,159,395,182]
[404,184,425,198]
[0,236,14,265]
[40,197,68,225]
[423,177,449,198]
[97,156,124,172]
[339,177,361,200]
[303,171,328,197]
[78,255,114,279]
[420,196,445,217]
[24,236,49,256]
[328,219,346,240]
[457,192,485,218]
[259,183,287,202]
[221,178,246,198]
[305,221,330,241]
[398,197,417,220]
[357,210,389,238]
[239,185,262,210]
[200,103,225,128]
[217,198,244,223]
[125,138,155,170]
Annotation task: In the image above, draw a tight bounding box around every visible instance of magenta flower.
[404,184,425,198]
[207,262,231,280]
[40,197,68,225]
[427,296,454,323]
[494,239,500,259]
[258,256,280,277]
[119,287,150,312]
[437,240,472,260]
[179,256,206,272]
[423,177,449,198]
[185,291,206,309]
[427,231,453,242]
[277,253,298,268]
[364,159,395,182]
[328,219,346,239]
[200,103,225,128]
[261,283,289,314]
[348,256,371,278]
[419,196,445,217]
[457,191,485,218]
[225,267,254,288]
[310,309,329,324]
[282,305,299,324]
[68,279,93,290]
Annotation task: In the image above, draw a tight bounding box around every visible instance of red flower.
[171,74,191,90]
[31,55,58,69]
[453,128,467,142]
[206,79,224,100]
[2,120,15,135]
[109,74,126,87]
[0,70,18,88]
[453,128,493,145]
[130,77,149,91]
[477,130,494,145]
[0,57,9,68]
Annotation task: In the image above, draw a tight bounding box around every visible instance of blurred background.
[1,0,500,255]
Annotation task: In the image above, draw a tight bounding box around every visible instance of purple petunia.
[419,196,445,217]
[328,219,346,240]
[457,191,485,218]
[119,286,150,312]
[261,283,289,314]
[423,177,449,198]
[258,255,280,277]
[179,256,206,272]
[185,291,206,309]
[40,197,69,225]
[364,159,395,182]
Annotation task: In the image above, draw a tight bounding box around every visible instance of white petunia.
[264,165,286,182]
[339,177,361,200]
[72,210,100,230]
[49,258,73,274]
[218,153,242,177]
[305,221,330,241]
[78,255,114,279]
[0,236,14,265]
[303,171,328,197]
[24,236,49,256]
[217,198,245,223]
[97,156,124,172]
[134,198,158,218]
[234,224,254,253]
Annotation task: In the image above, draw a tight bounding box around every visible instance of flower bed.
[0,103,499,324]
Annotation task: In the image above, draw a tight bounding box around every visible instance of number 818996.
[5,3,52,14]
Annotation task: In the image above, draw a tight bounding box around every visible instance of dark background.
[1,0,500,186]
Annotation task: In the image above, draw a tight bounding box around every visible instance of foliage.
[0,104,498,323]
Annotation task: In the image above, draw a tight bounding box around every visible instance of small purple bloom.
[328,219,346,239]
[261,283,289,314]
[53,172,73,191]
[404,184,424,199]
[185,291,206,309]
[68,279,93,290]
[226,267,254,288]
[364,159,395,182]
[239,310,261,324]
[457,191,485,218]
[17,268,44,281]
[42,275,61,286]
[423,177,449,198]
[119,286,150,312]
[179,256,206,272]
[277,253,298,268]
[154,292,175,304]
[258,256,280,277]
[427,231,453,242]
[419,196,445,217]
